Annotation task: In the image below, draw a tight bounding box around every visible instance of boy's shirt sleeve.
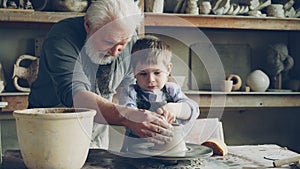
[165,82,200,123]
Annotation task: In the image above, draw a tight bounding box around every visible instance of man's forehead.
[96,19,134,38]
[87,31,131,48]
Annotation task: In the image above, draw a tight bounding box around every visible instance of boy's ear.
[167,63,173,74]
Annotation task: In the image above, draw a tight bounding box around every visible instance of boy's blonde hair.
[131,35,172,71]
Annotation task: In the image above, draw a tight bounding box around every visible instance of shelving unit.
[1,10,300,109]
[143,13,300,109]
[0,9,300,154]
[1,11,299,30]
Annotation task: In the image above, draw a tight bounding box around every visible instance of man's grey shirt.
[29,16,136,149]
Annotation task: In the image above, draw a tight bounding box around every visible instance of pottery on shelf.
[246,70,270,92]
[51,0,88,12]
[12,55,39,92]
[220,80,233,92]
[145,0,164,13]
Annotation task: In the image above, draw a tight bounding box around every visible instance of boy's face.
[135,64,172,92]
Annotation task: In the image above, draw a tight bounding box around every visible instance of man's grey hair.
[85,0,143,31]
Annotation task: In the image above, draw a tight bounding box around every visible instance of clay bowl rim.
[13,108,96,120]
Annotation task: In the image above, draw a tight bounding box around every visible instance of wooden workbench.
[1,144,299,169]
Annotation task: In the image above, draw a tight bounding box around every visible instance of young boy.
[119,36,200,152]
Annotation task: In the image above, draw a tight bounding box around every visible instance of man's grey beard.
[85,42,116,65]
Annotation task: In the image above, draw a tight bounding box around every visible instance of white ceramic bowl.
[13,108,96,169]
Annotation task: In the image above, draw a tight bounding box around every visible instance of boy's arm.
[164,82,200,122]
[166,102,192,120]
[117,85,138,108]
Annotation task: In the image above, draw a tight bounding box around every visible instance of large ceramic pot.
[246,70,270,92]
[13,108,96,169]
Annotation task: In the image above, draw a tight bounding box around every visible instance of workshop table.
[1,144,299,169]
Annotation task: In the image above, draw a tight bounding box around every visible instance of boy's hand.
[157,102,185,123]
[156,106,176,123]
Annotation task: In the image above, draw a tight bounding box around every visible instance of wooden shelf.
[185,90,300,108]
[0,91,299,111]
[145,13,300,31]
[0,10,84,24]
[0,92,29,96]
[0,93,29,112]
[0,10,300,30]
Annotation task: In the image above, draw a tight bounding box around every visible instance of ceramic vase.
[246,70,270,92]
[13,55,39,92]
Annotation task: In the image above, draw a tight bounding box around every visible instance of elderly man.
[28,0,172,149]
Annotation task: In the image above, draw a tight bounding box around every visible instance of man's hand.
[74,91,174,144]
[120,107,173,144]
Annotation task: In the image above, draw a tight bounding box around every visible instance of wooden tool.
[273,156,300,167]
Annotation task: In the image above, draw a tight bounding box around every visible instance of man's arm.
[73,90,173,144]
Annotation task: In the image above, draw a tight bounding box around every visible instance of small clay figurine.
[24,0,33,9]
[7,0,18,8]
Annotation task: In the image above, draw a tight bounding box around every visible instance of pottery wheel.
[128,142,213,160]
